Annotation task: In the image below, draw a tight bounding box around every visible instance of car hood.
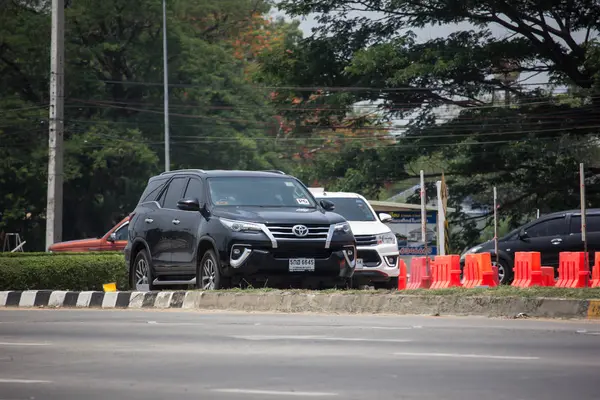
[346,221,391,235]
[211,206,345,225]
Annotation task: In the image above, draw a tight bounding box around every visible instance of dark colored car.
[124,169,357,291]
[460,209,600,284]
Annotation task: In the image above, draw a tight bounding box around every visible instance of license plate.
[289,258,315,272]
[356,258,364,268]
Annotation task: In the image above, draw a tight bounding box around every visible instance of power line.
[67,95,600,113]
[82,78,592,92]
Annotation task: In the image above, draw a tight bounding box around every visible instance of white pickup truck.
[310,189,400,288]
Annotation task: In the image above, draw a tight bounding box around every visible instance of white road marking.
[0,342,50,346]
[370,326,415,330]
[212,389,337,396]
[0,378,52,383]
[231,335,412,343]
[393,352,539,360]
[233,335,326,340]
[576,330,600,335]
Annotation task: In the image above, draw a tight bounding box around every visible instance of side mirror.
[379,213,393,223]
[177,198,201,212]
[519,229,529,240]
[108,233,117,243]
[320,199,335,211]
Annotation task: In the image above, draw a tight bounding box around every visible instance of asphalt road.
[0,310,599,400]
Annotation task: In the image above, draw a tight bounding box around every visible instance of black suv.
[125,169,357,290]
[460,208,600,284]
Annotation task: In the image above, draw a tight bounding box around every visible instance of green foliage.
[1,0,294,250]
[272,0,600,250]
[0,253,128,291]
[294,142,408,199]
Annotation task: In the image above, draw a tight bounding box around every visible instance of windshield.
[207,177,316,207]
[325,197,376,221]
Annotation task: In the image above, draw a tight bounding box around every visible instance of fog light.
[343,246,357,267]
[385,256,398,267]
[230,244,252,268]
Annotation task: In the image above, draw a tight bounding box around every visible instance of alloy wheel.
[135,258,150,291]
[202,258,217,290]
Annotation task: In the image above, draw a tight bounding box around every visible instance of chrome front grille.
[265,223,330,241]
[355,234,377,246]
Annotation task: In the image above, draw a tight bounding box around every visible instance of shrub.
[0,253,129,291]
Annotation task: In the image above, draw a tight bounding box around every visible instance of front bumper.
[353,243,400,282]
[222,245,355,279]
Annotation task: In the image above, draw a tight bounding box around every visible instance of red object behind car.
[48,217,130,252]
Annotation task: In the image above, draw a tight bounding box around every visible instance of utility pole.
[46,0,65,250]
[162,0,170,172]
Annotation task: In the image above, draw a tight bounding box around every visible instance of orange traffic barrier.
[397,259,408,290]
[406,257,432,290]
[591,253,600,288]
[541,267,555,287]
[462,253,497,288]
[556,252,589,288]
[491,265,500,286]
[512,252,543,287]
[430,255,462,289]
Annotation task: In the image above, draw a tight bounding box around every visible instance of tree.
[275,0,600,248]
[0,0,288,249]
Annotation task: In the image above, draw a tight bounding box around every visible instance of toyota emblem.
[292,225,309,237]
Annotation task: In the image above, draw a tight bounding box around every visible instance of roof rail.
[262,170,286,175]
[160,169,205,175]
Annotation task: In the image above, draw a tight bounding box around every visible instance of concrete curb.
[1,290,599,319]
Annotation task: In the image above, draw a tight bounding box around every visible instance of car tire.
[384,277,398,290]
[130,249,154,291]
[196,249,223,290]
[493,257,513,285]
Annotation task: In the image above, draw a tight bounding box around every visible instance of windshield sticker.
[216,200,229,205]
[284,181,295,187]
[296,198,310,205]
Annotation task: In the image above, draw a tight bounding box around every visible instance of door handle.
[144,218,153,224]
[551,238,562,245]
[172,219,180,225]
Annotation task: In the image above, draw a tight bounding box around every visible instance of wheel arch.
[196,236,218,265]
[130,238,151,271]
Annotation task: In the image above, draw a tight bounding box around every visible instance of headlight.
[376,232,397,245]
[334,222,351,233]
[219,218,262,232]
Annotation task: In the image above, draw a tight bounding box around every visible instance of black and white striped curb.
[0,290,596,319]
[0,290,188,309]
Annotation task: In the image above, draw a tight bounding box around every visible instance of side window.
[161,177,188,209]
[114,223,129,241]
[138,177,168,204]
[570,215,600,234]
[184,178,204,200]
[525,217,567,238]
